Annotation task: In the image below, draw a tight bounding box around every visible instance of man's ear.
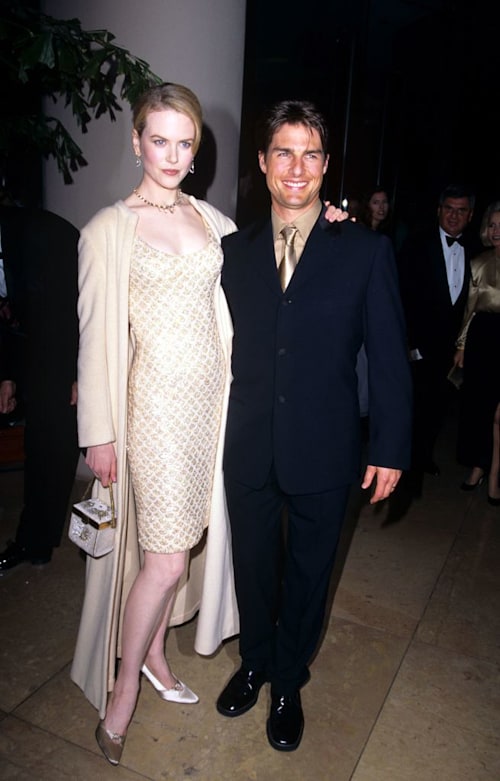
[258,150,267,175]
[323,153,330,175]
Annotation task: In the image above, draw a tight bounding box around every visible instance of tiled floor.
[0,410,499,780]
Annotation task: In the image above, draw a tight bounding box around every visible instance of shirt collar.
[272,200,322,241]
[439,225,463,242]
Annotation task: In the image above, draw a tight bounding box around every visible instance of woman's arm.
[77,221,116,450]
[455,267,480,353]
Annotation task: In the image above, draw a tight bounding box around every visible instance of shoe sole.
[216,695,259,718]
[266,718,303,751]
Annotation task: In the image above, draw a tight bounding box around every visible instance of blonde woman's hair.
[132,82,203,154]
[480,200,500,246]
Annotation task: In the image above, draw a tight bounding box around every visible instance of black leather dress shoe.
[423,461,440,477]
[0,541,28,571]
[216,667,267,717]
[0,541,51,571]
[267,691,304,751]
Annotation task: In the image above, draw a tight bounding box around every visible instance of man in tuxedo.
[217,100,412,751]
[0,205,80,569]
[398,185,476,475]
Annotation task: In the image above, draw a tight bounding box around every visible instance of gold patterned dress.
[127,224,225,553]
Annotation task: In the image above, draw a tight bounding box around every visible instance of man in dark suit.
[398,185,476,475]
[216,101,412,751]
[0,205,80,569]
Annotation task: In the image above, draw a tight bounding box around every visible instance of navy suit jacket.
[221,210,412,494]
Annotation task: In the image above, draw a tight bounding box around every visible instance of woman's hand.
[86,443,117,487]
[324,201,349,223]
[453,349,464,369]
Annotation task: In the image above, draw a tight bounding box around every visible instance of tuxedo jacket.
[397,228,475,367]
[0,206,79,403]
[221,211,412,494]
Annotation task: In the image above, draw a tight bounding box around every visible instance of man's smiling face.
[258,122,329,221]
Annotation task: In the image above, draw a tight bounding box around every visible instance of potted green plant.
[0,3,161,199]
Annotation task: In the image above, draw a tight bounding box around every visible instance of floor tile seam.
[0,712,155,780]
[345,525,462,781]
[461,491,494,522]
[330,610,420,641]
[7,661,74,715]
[406,635,500,668]
[346,628,416,781]
[414,497,475,633]
[348,497,490,779]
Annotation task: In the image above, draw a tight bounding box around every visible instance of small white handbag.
[68,482,116,558]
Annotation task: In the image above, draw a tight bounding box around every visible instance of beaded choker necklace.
[133,188,184,214]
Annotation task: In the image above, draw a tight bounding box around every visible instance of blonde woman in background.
[454,201,500,505]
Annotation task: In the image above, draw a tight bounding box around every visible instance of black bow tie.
[446,235,464,247]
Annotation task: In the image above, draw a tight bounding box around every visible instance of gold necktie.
[279,225,298,291]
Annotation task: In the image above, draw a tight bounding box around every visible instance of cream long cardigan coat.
[71,197,239,716]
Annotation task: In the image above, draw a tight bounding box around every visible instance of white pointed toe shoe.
[141,664,199,704]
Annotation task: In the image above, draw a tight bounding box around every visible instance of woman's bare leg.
[488,403,500,499]
[143,587,182,686]
[103,549,186,736]
[464,466,484,486]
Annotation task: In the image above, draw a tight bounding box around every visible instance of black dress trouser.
[225,467,350,696]
[410,356,454,467]
[15,388,79,559]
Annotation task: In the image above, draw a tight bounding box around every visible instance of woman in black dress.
[454,201,500,505]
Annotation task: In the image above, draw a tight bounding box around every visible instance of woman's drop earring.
[135,156,142,168]
[189,160,195,174]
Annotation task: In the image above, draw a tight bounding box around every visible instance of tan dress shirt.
[272,200,322,268]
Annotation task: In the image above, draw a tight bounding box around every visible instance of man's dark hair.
[257,100,329,156]
[438,184,475,209]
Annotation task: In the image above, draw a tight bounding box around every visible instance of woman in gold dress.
[75,83,239,765]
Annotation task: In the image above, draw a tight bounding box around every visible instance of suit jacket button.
[278,348,286,356]
[278,395,285,403]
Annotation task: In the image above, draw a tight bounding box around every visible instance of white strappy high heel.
[141,664,199,704]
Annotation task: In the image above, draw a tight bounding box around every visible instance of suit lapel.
[243,210,341,298]
[247,219,283,297]
[429,232,453,306]
[285,214,339,294]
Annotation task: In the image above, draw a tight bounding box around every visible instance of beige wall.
[42,0,246,228]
